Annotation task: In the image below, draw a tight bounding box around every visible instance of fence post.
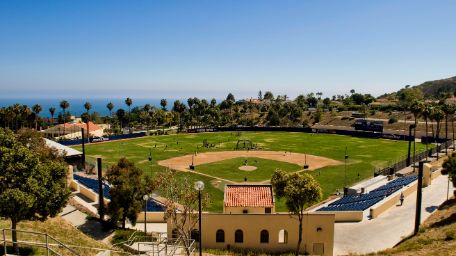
[46,234,49,256]
[3,229,7,255]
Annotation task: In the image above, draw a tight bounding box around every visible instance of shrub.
[445,230,455,241]
[389,117,398,124]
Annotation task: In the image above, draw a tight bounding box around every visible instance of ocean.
[0,98,185,118]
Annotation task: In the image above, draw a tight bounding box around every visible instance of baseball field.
[76,131,427,212]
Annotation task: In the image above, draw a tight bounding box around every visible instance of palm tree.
[422,103,433,159]
[125,97,133,130]
[60,100,70,137]
[442,155,456,196]
[84,102,92,140]
[49,107,56,126]
[442,103,456,154]
[432,106,444,140]
[160,99,167,111]
[32,104,42,130]
[106,102,114,117]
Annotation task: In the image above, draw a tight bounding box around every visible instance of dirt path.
[158,150,341,173]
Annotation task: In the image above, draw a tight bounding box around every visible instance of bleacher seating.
[318,175,417,212]
[73,174,111,199]
[73,174,165,212]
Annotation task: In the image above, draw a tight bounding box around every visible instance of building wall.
[370,181,417,219]
[313,211,363,222]
[224,206,274,214]
[167,213,334,255]
[136,212,166,223]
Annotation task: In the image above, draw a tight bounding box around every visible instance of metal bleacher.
[73,174,165,212]
[318,175,417,212]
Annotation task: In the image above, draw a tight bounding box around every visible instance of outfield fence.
[188,126,417,141]
[373,139,453,176]
[57,132,147,146]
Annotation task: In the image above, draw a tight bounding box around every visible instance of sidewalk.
[333,173,453,255]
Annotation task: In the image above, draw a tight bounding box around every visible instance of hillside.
[0,217,117,255]
[371,197,456,256]
[381,76,456,100]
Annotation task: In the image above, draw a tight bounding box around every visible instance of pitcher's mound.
[239,165,257,171]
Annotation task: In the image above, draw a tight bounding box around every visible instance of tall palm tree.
[49,107,56,126]
[20,105,31,129]
[431,105,444,139]
[60,100,70,137]
[84,102,92,140]
[125,97,133,130]
[442,103,456,154]
[422,103,432,159]
[32,104,42,130]
[106,102,114,117]
[160,99,167,111]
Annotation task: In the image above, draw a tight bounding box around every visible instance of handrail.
[0,228,132,255]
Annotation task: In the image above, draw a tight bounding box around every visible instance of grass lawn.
[195,157,302,182]
[76,131,429,212]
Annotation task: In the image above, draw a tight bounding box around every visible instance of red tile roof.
[74,122,102,132]
[57,122,102,132]
[224,184,274,208]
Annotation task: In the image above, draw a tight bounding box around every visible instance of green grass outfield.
[75,131,428,212]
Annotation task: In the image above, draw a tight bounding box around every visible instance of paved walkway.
[333,173,453,255]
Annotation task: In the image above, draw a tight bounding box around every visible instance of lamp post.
[194,181,204,256]
[344,147,349,189]
[143,194,149,236]
[407,124,416,166]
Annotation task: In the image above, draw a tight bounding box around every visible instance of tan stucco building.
[167,184,335,255]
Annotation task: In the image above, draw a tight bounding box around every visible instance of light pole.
[148,149,153,175]
[143,194,149,236]
[407,124,416,166]
[194,181,204,256]
[344,147,349,190]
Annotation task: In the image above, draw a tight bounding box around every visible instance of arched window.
[172,229,178,239]
[278,229,288,244]
[235,229,243,243]
[260,230,269,243]
[216,229,225,243]
[191,229,200,242]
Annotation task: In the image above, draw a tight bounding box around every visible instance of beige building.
[167,184,335,255]
[42,121,106,139]
[223,184,275,214]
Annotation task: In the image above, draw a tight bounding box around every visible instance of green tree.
[84,102,92,139]
[271,169,288,197]
[125,97,133,129]
[107,102,114,117]
[156,169,209,256]
[264,91,274,101]
[442,153,456,193]
[116,108,126,131]
[160,99,168,111]
[0,128,70,254]
[432,106,444,139]
[31,104,42,130]
[422,103,433,157]
[105,158,145,229]
[442,103,456,145]
[59,100,70,135]
[49,107,56,126]
[398,87,423,109]
[272,171,322,255]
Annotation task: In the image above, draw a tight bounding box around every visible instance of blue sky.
[0,0,455,99]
